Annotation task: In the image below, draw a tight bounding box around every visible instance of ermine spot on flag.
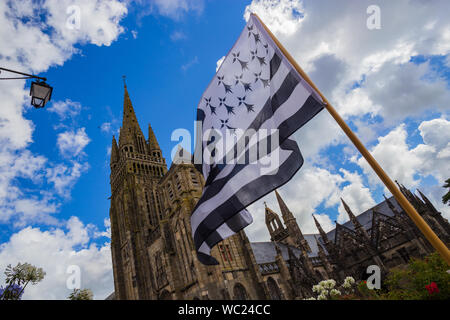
[192,14,325,265]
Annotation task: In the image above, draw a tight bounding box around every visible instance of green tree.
[443,178,450,206]
[0,262,45,300]
[68,288,94,300]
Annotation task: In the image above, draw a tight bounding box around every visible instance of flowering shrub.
[0,262,45,300]
[425,282,439,295]
[379,252,450,300]
[0,284,24,300]
[68,288,94,300]
[308,277,356,300]
[306,253,449,300]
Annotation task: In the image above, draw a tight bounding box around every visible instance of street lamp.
[0,67,53,109]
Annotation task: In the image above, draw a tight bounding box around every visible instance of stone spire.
[111,135,119,165]
[341,198,362,229]
[119,80,144,148]
[275,190,293,222]
[275,190,311,252]
[395,180,417,205]
[383,194,400,215]
[312,214,329,244]
[148,123,160,151]
[341,198,370,241]
[417,189,438,214]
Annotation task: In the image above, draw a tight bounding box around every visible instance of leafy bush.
[68,288,94,300]
[379,252,450,300]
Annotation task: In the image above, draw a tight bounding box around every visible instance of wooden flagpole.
[253,13,450,265]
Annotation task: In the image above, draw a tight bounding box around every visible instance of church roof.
[250,235,321,265]
[250,242,301,264]
[250,196,403,266]
[325,196,402,242]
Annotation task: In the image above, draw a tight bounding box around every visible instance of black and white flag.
[191,14,325,265]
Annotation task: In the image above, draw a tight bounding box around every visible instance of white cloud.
[181,56,199,71]
[333,169,376,223]
[46,161,89,197]
[47,99,82,120]
[244,0,304,36]
[100,122,112,133]
[43,0,127,48]
[0,217,113,300]
[216,56,225,72]
[244,0,450,123]
[355,119,450,190]
[57,128,91,158]
[170,30,186,41]
[144,0,204,19]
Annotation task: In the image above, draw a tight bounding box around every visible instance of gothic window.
[219,244,231,262]
[139,136,145,153]
[155,251,168,288]
[233,283,249,300]
[225,244,233,261]
[176,175,182,191]
[145,191,153,225]
[124,146,128,152]
[271,220,279,231]
[190,169,199,186]
[168,184,174,201]
[130,146,133,153]
[267,277,282,300]
[133,162,136,173]
[155,192,162,220]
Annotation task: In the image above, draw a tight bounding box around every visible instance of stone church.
[107,84,450,300]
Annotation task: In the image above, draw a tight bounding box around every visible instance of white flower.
[344,276,355,285]
[330,289,341,297]
[312,284,322,293]
[317,293,328,300]
[305,297,317,300]
[342,276,356,289]
[320,279,336,290]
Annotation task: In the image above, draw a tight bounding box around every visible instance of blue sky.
[0,0,449,299]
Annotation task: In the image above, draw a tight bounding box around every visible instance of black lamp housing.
[30,81,53,109]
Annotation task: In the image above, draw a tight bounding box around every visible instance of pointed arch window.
[168,183,174,201]
[190,169,199,186]
[176,174,182,191]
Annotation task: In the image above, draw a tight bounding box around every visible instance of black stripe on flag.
[270,53,282,79]
[194,138,303,265]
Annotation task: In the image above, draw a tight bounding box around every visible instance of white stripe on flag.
[191,145,293,234]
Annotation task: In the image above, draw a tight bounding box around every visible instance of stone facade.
[109,85,450,300]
